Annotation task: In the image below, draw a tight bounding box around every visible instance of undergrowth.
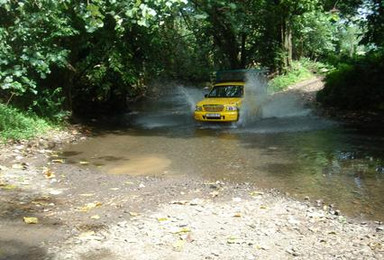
[269,59,333,92]
[317,51,384,111]
[0,103,55,141]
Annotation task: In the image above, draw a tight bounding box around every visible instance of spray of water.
[262,93,311,118]
[239,71,268,126]
[179,86,202,112]
[239,71,311,126]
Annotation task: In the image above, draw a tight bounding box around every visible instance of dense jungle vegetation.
[0,0,383,138]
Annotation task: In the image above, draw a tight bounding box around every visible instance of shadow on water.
[62,84,384,220]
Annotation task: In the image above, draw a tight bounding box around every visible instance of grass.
[269,59,333,92]
[0,103,55,141]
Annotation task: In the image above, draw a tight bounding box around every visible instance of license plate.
[206,113,221,118]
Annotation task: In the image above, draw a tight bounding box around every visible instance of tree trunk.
[240,33,247,68]
[281,19,293,71]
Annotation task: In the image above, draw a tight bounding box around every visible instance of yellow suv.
[194,81,244,122]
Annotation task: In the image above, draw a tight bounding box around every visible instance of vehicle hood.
[196,97,242,106]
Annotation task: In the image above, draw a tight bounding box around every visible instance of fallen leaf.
[157,217,169,222]
[49,189,63,195]
[210,191,219,198]
[79,202,102,212]
[0,183,17,190]
[43,168,55,179]
[129,212,139,217]
[227,236,238,244]
[171,227,191,234]
[189,198,203,206]
[79,231,95,238]
[31,198,51,206]
[79,161,89,165]
[186,233,194,243]
[23,217,38,224]
[90,215,100,220]
[51,159,65,164]
[172,239,186,252]
[12,164,24,169]
[170,201,188,205]
[249,191,264,196]
[125,181,134,185]
[368,242,382,250]
[233,212,242,218]
[260,205,268,210]
[110,188,119,191]
[79,193,95,197]
[254,245,269,250]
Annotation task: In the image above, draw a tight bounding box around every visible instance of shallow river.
[61,86,384,221]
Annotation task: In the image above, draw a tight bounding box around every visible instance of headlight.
[226,106,238,111]
[195,106,203,111]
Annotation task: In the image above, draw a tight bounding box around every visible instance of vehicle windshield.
[207,85,243,98]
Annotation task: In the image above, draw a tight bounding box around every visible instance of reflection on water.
[61,85,384,220]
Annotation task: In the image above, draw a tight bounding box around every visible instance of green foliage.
[269,60,316,91]
[317,51,384,110]
[362,0,384,47]
[0,103,53,141]
[0,0,75,98]
[30,88,70,122]
[0,0,190,116]
[301,58,335,75]
[0,0,381,118]
[293,10,336,59]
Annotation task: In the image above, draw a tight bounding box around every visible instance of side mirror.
[204,94,208,98]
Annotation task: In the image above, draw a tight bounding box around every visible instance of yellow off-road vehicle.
[194,70,254,122]
[194,82,244,122]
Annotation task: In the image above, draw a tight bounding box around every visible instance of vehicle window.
[208,85,243,98]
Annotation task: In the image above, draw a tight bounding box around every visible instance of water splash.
[133,85,204,129]
[178,86,203,112]
[262,93,311,118]
[238,71,268,126]
[239,71,311,126]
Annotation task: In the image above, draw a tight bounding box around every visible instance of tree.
[293,10,336,60]
[0,0,189,116]
[363,0,384,47]
[0,0,75,105]
[271,0,320,71]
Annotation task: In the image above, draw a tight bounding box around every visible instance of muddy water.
[61,86,384,220]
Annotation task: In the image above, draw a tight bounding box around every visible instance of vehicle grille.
[203,105,224,112]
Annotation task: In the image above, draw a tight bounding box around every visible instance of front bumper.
[194,111,239,122]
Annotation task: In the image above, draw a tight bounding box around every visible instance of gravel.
[49,192,384,260]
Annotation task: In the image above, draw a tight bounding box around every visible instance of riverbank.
[0,129,384,259]
[282,76,384,126]
[50,186,384,260]
[1,80,384,259]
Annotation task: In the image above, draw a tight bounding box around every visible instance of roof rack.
[215,69,264,83]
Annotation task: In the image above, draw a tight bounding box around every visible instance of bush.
[269,59,314,92]
[268,58,333,92]
[317,51,384,111]
[29,88,70,122]
[0,103,54,141]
